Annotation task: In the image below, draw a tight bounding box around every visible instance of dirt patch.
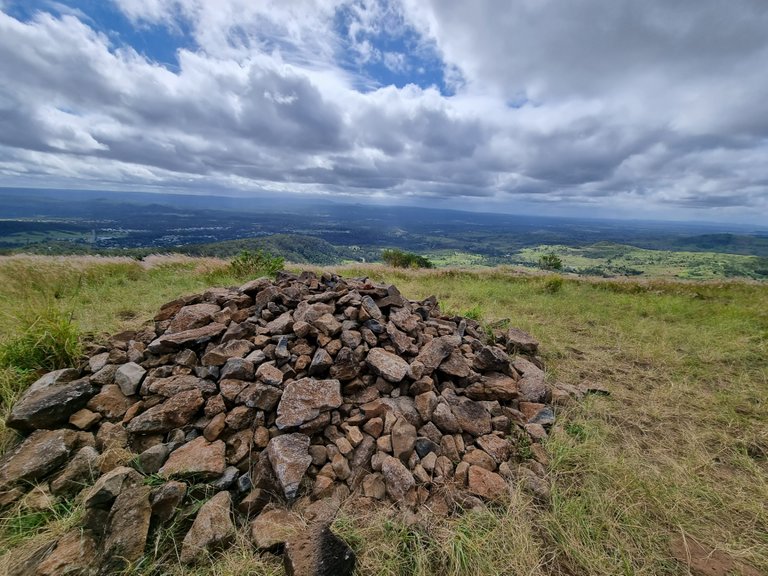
[670,534,761,576]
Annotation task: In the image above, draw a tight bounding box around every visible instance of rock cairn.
[0,271,569,573]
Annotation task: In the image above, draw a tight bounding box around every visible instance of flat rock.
[451,400,492,436]
[276,378,342,429]
[475,435,512,464]
[237,382,283,411]
[465,372,518,401]
[148,322,227,354]
[266,433,312,499]
[202,339,254,366]
[167,303,220,333]
[366,348,409,383]
[472,346,511,373]
[50,446,100,497]
[7,377,96,432]
[86,384,134,419]
[126,388,204,433]
[147,374,214,397]
[414,335,461,373]
[159,436,226,479]
[0,429,79,488]
[84,466,142,509]
[391,417,417,462]
[180,491,236,564]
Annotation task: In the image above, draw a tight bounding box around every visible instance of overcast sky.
[1,1,767,224]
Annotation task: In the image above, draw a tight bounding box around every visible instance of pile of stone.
[0,271,570,574]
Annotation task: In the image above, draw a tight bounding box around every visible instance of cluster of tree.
[380,249,434,269]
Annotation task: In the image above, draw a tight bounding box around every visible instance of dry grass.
[0,257,766,575]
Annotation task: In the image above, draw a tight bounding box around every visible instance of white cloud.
[0,1,767,222]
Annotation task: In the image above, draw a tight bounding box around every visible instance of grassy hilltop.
[0,255,766,575]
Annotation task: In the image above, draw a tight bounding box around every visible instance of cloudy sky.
[1,1,767,224]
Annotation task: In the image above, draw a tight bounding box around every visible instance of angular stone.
[256,363,284,387]
[102,484,152,572]
[414,391,438,421]
[391,417,417,462]
[284,524,356,576]
[69,408,101,430]
[414,335,460,373]
[432,402,461,434]
[250,508,304,550]
[0,429,79,488]
[148,374,215,397]
[225,406,255,430]
[202,339,254,366]
[90,363,117,386]
[451,400,492,436]
[87,384,133,419]
[463,449,496,471]
[475,434,512,466]
[35,529,99,576]
[150,480,187,524]
[386,322,417,355]
[313,313,342,337]
[84,466,142,509]
[473,346,511,373]
[362,473,386,499]
[467,465,507,500]
[126,388,204,433]
[7,378,96,432]
[220,357,255,380]
[465,373,518,401]
[266,311,294,334]
[159,437,226,479]
[380,455,414,501]
[438,350,471,378]
[276,378,342,429]
[135,443,171,474]
[389,307,420,332]
[114,362,146,396]
[366,348,409,383]
[266,433,312,499]
[330,347,361,381]
[148,322,227,354]
[180,491,236,564]
[50,446,100,497]
[309,348,333,376]
[505,328,539,354]
[362,417,384,438]
[167,303,220,333]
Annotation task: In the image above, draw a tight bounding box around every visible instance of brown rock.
[362,417,383,438]
[225,405,255,430]
[505,328,539,354]
[467,465,507,500]
[431,402,461,434]
[147,374,214,397]
[204,412,227,441]
[465,372,519,401]
[366,348,409,383]
[256,362,284,386]
[414,391,438,421]
[35,529,99,576]
[472,346,511,373]
[266,311,295,334]
[148,322,227,354]
[0,429,79,488]
[84,466,142,509]
[414,335,460,373]
[180,491,236,564]
[7,377,96,432]
[386,322,418,355]
[391,417,417,462]
[201,339,253,366]
[126,388,204,433]
[380,455,414,501]
[87,384,134,419]
[150,480,187,523]
[284,524,356,576]
[362,473,386,499]
[167,303,220,333]
[159,437,226,479]
[50,446,100,497]
[463,449,496,471]
[276,378,342,429]
[439,349,471,378]
[102,484,152,572]
[266,433,312,499]
[313,313,342,337]
[309,348,333,376]
[69,408,101,430]
[451,400,492,436]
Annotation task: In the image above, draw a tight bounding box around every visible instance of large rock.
[101,484,152,572]
[50,446,100,497]
[147,322,227,354]
[86,384,134,419]
[126,388,204,433]
[472,346,510,373]
[7,377,96,432]
[451,400,492,436]
[34,529,99,576]
[0,429,79,488]
[276,378,342,429]
[84,466,142,509]
[414,335,460,373]
[150,481,187,524]
[147,374,214,397]
[237,382,283,411]
[180,491,236,564]
[467,465,507,500]
[159,436,226,479]
[391,417,417,462]
[380,455,414,501]
[505,328,539,354]
[167,303,220,333]
[366,348,409,383]
[284,524,356,576]
[266,433,312,499]
[465,373,518,401]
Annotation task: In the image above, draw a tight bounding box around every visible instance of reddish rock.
[35,529,99,576]
[266,433,312,499]
[380,455,414,501]
[465,373,518,401]
[366,348,409,383]
[87,384,134,419]
[102,484,152,572]
[505,328,539,354]
[148,322,227,354]
[467,465,507,500]
[414,335,460,373]
[167,303,220,333]
[159,437,226,479]
[126,389,204,433]
[180,491,235,564]
[0,429,79,488]
[276,378,342,429]
[250,508,304,549]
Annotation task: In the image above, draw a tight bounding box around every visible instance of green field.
[0,256,766,575]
